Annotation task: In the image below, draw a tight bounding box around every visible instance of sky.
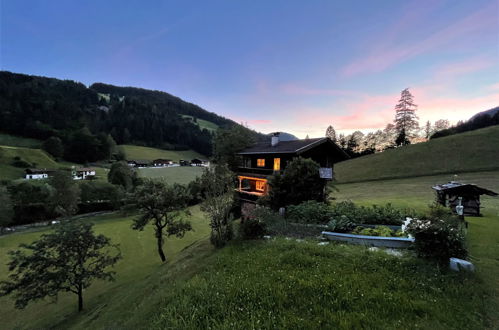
[1,0,498,138]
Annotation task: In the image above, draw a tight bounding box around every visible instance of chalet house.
[432,182,498,216]
[127,160,150,168]
[191,158,209,167]
[25,168,53,180]
[179,159,190,166]
[236,132,349,205]
[152,159,173,167]
[73,168,96,180]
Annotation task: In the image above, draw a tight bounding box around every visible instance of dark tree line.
[0,71,262,161]
[431,109,499,139]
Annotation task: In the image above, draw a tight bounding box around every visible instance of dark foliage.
[431,110,499,139]
[42,136,64,159]
[239,217,266,239]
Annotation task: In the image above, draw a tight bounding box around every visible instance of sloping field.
[0,133,42,148]
[181,115,219,132]
[335,125,499,183]
[138,166,204,184]
[0,145,60,180]
[120,145,206,162]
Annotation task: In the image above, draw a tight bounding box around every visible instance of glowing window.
[273,158,280,171]
[256,181,266,191]
[257,159,265,167]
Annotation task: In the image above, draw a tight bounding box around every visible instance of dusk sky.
[1,0,498,138]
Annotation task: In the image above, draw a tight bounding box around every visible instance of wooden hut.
[432,182,498,216]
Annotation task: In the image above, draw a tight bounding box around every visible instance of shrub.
[326,216,354,233]
[251,207,287,235]
[287,200,332,224]
[351,225,404,237]
[11,158,32,168]
[239,217,266,239]
[406,205,467,262]
[330,201,414,225]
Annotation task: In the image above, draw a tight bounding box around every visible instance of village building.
[152,159,173,167]
[191,158,209,167]
[432,182,498,216]
[179,159,190,166]
[236,132,349,207]
[73,167,96,180]
[127,160,150,168]
[25,168,53,180]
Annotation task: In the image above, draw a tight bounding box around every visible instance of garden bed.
[321,231,415,248]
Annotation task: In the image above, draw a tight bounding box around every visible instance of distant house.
[25,168,53,180]
[236,132,349,205]
[179,159,190,166]
[432,182,498,216]
[152,159,172,167]
[191,158,209,167]
[73,167,96,180]
[127,160,150,168]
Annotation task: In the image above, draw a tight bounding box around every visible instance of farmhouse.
[152,159,172,167]
[191,158,209,167]
[432,182,498,216]
[127,160,150,168]
[25,168,53,180]
[73,167,96,180]
[236,132,349,204]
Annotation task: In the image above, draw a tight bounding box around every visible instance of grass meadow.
[119,145,205,162]
[137,166,205,184]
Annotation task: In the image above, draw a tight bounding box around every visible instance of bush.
[250,207,286,235]
[406,205,467,262]
[11,158,32,168]
[351,225,404,237]
[330,201,414,225]
[326,216,354,233]
[287,200,332,224]
[239,217,266,240]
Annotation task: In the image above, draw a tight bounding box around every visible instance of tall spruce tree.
[394,88,419,145]
[325,125,337,142]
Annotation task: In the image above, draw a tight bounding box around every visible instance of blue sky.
[1,0,498,137]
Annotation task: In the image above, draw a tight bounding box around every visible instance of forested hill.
[0,71,259,158]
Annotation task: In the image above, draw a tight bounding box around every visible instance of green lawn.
[0,133,42,148]
[335,125,499,183]
[138,166,205,184]
[120,145,206,162]
[0,205,211,329]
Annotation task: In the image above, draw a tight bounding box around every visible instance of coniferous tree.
[394,88,419,145]
[325,125,337,142]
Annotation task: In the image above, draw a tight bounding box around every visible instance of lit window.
[256,181,266,191]
[257,159,265,167]
[273,158,280,171]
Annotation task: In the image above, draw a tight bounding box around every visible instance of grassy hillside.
[120,144,206,162]
[0,206,211,329]
[0,145,60,180]
[335,125,499,183]
[0,133,42,148]
[138,166,205,184]
[182,115,219,132]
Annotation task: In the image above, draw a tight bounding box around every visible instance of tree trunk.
[156,226,166,262]
[78,286,83,312]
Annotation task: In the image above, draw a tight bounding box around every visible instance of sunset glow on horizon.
[1,0,498,138]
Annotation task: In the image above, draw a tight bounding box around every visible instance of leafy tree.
[265,157,325,209]
[0,186,14,232]
[132,180,192,262]
[199,165,235,247]
[394,88,419,145]
[49,171,81,218]
[213,126,255,170]
[0,221,121,312]
[433,119,450,132]
[108,161,136,191]
[325,125,337,142]
[42,136,64,159]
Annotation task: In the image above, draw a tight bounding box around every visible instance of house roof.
[237,137,349,159]
[432,182,498,196]
[76,167,95,172]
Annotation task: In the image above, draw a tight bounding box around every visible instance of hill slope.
[0,145,60,180]
[335,125,499,183]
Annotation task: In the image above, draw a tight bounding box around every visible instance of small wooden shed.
[432,182,498,216]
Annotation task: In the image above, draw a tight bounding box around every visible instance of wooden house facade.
[236,133,349,204]
[432,182,498,216]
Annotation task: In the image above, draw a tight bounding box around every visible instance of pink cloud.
[341,2,498,77]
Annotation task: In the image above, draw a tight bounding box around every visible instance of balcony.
[236,175,268,203]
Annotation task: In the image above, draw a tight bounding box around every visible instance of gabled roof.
[237,137,349,159]
[432,182,498,196]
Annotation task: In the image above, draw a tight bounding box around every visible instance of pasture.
[137,166,204,185]
[119,145,205,162]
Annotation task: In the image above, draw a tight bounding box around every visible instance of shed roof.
[432,182,498,196]
[238,137,349,159]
